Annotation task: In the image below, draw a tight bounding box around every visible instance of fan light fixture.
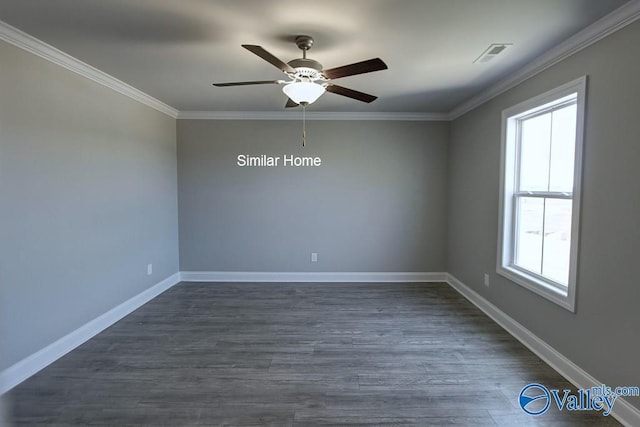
[283,81,325,105]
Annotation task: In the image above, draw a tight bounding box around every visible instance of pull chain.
[302,104,306,147]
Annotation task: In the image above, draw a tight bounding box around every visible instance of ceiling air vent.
[474,43,512,64]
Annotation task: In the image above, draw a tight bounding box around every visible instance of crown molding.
[177,110,450,121]
[0,21,441,122]
[449,0,640,120]
[0,20,179,118]
[3,0,639,123]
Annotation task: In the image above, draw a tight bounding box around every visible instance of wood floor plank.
[5,282,622,425]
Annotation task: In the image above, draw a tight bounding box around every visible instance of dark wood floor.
[6,282,620,426]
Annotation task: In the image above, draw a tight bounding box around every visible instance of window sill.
[497,265,576,313]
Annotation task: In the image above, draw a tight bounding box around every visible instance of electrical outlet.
[147,264,153,275]
[311,252,318,262]
[484,273,490,287]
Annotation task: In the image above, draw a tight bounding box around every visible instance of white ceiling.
[0,0,631,113]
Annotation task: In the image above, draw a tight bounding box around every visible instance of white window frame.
[497,76,586,312]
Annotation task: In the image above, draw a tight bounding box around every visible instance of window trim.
[497,76,587,312]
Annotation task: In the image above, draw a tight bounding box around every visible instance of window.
[497,77,586,312]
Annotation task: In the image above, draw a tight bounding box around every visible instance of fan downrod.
[295,35,314,58]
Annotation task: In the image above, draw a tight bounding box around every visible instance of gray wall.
[178,119,448,272]
[0,41,179,370]
[447,20,640,406]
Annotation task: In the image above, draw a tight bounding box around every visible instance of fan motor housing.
[288,58,322,71]
[288,58,324,81]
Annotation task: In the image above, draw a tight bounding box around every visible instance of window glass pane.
[549,104,577,192]
[519,113,551,191]
[515,197,543,274]
[542,198,572,285]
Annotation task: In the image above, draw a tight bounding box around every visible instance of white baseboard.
[445,273,640,427]
[0,272,181,394]
[179,271,447,283]
[3,270,637,426]
[0,271,442,394]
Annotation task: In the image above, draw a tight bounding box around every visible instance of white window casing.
[497,76,587,312]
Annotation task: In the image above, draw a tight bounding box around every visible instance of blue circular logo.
[519,383,551,416]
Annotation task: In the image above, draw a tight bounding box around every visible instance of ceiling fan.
[213,35,388,107]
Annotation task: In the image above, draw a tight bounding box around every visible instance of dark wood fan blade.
[242,45,296,74]
[213,80,283,87]
[326,84,377,103]
[323,58,387,80]
[285,98,298,108]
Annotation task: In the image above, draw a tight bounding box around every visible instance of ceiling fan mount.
[213,34,388,107]
[294,35,314,52]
